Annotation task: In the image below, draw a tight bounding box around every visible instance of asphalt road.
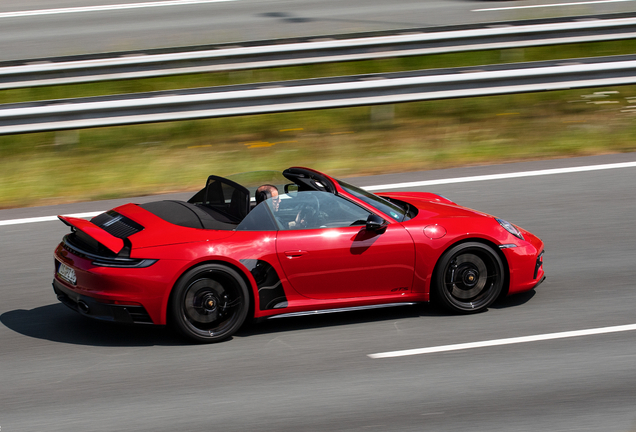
[1,0,636,60]
[1,153,636,431]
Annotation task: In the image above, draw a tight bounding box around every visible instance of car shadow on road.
[237,290,536,338]
[236,303,449,338]
[1,292,535,345]
[0,304,186,347]
[491,289,536,309]
[1,302,446,346]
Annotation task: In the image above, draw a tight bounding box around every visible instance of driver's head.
[256,184,280,211]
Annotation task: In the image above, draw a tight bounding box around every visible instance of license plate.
[57,262,77,285]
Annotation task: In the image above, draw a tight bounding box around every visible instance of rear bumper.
[53,279,153,324]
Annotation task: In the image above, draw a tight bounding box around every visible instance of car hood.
[380,191,492,220]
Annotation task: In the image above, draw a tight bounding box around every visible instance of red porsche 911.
[53,167,545,342]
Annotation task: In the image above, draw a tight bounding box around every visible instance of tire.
[433,242,504,314]
[170,263,249,343]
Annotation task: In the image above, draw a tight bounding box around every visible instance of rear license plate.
[57,262,77,285]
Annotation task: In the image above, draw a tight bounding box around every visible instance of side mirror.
[366,214,388,233]
[284,183,299,193]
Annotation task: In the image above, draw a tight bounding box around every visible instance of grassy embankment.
[1,40,636,208]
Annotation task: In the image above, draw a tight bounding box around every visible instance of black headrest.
[256,185,276,204]
[256,189,271,204]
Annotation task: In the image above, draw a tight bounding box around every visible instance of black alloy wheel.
[170,264,249,343]
[433,242,504,313]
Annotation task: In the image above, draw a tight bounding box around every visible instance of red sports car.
[53,167,545,342]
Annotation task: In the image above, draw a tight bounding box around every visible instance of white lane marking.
[363,161,636,191]
[1,160,635,226]
[0,211,102,226]
[0,0,238,19]
[474,0,635,12]
[368,323,636,358]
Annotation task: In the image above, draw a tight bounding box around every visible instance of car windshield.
[336,179,406,222]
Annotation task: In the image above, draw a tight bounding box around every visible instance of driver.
[255,184,280,211]
[256,184,288,228]
[255,184,319,229]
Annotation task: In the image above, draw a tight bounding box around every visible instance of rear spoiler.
[58,215,124,254]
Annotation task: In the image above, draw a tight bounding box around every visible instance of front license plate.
[57,262,77,285]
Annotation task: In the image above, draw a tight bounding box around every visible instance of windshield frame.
[335,179,407,222]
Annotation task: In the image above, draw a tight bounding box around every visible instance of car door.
[275,191,415,300]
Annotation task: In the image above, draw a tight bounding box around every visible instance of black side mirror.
[284,183,299,193]
[366,214,388,233]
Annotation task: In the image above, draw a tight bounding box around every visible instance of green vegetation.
[1,40,636,209]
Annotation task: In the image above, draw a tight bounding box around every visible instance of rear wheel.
[433,242,504,313]
[170,264,249,343]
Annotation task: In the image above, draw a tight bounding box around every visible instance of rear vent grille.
[92,211,143,238]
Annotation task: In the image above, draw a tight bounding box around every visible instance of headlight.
[495,218,524,240]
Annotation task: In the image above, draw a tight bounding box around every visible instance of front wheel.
[170,264,249,343]
[433,242,504,314]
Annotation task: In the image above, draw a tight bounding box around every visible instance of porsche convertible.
[53,167,545,342]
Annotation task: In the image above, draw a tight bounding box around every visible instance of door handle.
[284,250,308,259]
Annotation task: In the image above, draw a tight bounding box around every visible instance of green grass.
[1,40,636,209]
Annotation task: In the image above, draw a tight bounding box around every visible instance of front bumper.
[532,276,546,290]
[501,229,545,295]
[53,278,153,324]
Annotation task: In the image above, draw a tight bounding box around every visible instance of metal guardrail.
[1,54,635,135]
[1,13,636,89]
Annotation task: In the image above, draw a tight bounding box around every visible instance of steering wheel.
[290,194,320,229]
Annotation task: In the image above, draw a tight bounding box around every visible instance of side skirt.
[266,302,419,320]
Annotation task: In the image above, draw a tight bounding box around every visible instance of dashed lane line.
[473,0,636,12]
[368,323,636,358]
[0,0,238,19]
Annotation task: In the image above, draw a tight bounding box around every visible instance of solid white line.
[0,211,102,227]
[368,323,636,358]
[474,0,635,12]
[1,160,636,227]
[363,161,636,191]
[0,0,237,19]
